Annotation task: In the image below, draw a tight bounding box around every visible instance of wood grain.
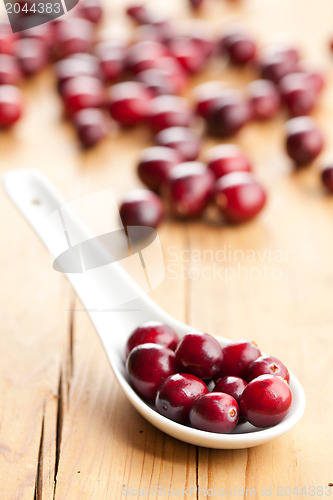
[1,0,333,498]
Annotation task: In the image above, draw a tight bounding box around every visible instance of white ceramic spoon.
[3,169,306,449]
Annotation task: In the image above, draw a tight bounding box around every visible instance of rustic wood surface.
[1,0,333,498]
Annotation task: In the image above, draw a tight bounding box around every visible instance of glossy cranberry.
[14,38,49,76]
[163,162,214,218]
[156,373,208,424]
[239,374,292,428]
[126,41,169,75]
[0,22,18,55]
[155,126,201,162]
[126,321,179,358]
[279,72,318,117]
[246,355,290,383]
[119,189,164,229]
[285,116,324,166]
[94,40,126,81]
[0,55,22,85]
[148,95,193,133]
[189,392,239,433]
[55,54,100,94]
[217,340,261,379]
[175,331,223,379]
[206,144,252,179]
[213,376,247,404]
[321,165,333,192]
[77,0,103,24]
[214,172,267,223]
[54,18,94,58]
[137,146,181,192]
[108,82,152,126]
[193,82,232,119]
[259,43,300,83]
[247,79,281,120]
[136,68,178,96]
[62,76,104,115]
[207,93,252,138]
[72,108,106,148]
[221,29,256,65]
[168,37,206,74]
[0,85,23,127]
[126,343,177,401]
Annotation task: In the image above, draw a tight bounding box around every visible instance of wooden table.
[1,0,333,498]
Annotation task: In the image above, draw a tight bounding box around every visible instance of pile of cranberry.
[125,322,292,433]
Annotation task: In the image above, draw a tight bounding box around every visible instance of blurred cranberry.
[285,116,324,166]
[137,146,182,192]
[62,76,104,115]
[155,126,201,161]
[126,40,169,75]
[55,54,100,94]
[221,28,257,65]
[206,144,252,179]
[259,43,300,83]
[321,165,333,192]
[247,79,281,120]
[193,81,231,119]
[126,4,167,25]
[77,0,103,24]
[279,72,318,117]
[94,40,126,81]
[0,22,18,55]
[119,189,165,229]
[108,81,152,126]
[19,24,54,50]
[148,95,193,133]
[0,85,23,127]
[304,70,325,94]
[168,37,206,74]
[146,57,188,94]
[136,68,178,96]
[14,38,49,76]
[54,18,94,58]
[0,55,22,85]
[72,108,106,148]
[207,92,252,138]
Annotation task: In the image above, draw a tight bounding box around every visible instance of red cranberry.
[0,85,23,127]
[126,321,179,358]
[239,374,292,428]
[136,68,178,96]
[214,172,267,223]
[155,126,201,162]
[221,29,256,65]
[175,331,223,379]
[119,189,164,229]
[303,69,325,94]
[321,165,333,192]
[14,38,49,76]
[285,116,324,166]
[72,108,106,148]
[259,43,300,83]
[126,4,163,25]
[168,37,206,74]
[19,24,54,50]
[55,54,100,94]
[213,376,247,404]
[217,340,261,379]
[189,392,239,433]
[0,55,22,85]
[108,82,152,126]
[94,40,126,81]
[126,343,177,401]
[246,355,290,383]
[77,0,103,24]
[143,57,188,94]
[279,72,318,117]
[247,79,281,120]
[148,95,193,133]
[207,93,252,138]
[62,76,104,115]
[126,41,169,75]
[193,81,231,119]
[163,162,214,218]
[0,22,18,55]
[54,18,94,58]
[137,146,181,192]
[156,373,208,423]
[206,144,252,179]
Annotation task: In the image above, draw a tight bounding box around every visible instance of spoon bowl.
[3,169,306,449]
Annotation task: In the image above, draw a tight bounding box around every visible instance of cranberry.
[108,82,152,126]
[126,4,164,25]
[155,126,201,162]
[156,373,208,423]
[214,172,267,223]
[247,79,281,120]
[142,57,187,94]
[126,343,177,401]
[168,37,206,74]
[0,85,23,127]
[94,40,126,81]
[175,331,223,379]
[0,22,18,55]
[163,162,214,218]
[62,76,104,115]
[321,165,333,192]
[193,82,232,119]
[0,55,22,85]
[148,95,193,133]
[19,24,54,50]
[285,116,324,166]
[54,18,94,58]
[126,321,179,358]
[207,93,252,138]
[126,41,169,75]
[303,70,325,94]
[55,54,100,94]
[239,374,292,428]
[217,340,261,379]
[14,38,49,76]
[279,72,318,117]
[72,108,106,148]
[137,146,181,192]
[77,0,103,24]
[136,68,178,96]
[189,393,239,433]
[119,189,164,229]
[221,29,256,65]
[213,376,247,404]
[206,144,252,179]
[246,355,290,383]
[259,43,300,83]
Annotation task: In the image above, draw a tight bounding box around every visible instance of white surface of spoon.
[3,169,306,449]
